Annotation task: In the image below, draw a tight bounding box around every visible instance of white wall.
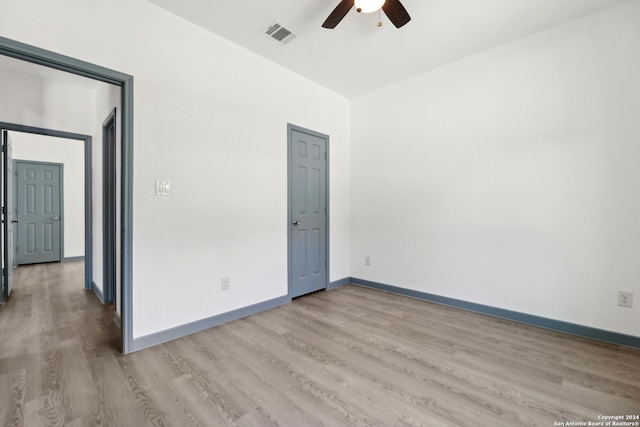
[351,1,640,337]
[0,0,351,338]
[0,67,96,135]
[10,132,85,258]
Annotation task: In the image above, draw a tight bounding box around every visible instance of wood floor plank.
[87,350,153,427]
[23,390,66,427]
[216,323,375,426]
[0,368,26,427]
[228,318,400,426]
[271,303,558,426]
[2,263,639,426]
[114,352,168,426]
[57,338,98,423]
[217,356,327,427]
[241,312,456,424]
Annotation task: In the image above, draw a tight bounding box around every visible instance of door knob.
[53,216,60,221]
[292,220,301,226]
[10,220,19,223]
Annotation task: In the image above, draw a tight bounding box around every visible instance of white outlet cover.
[617,291,633,308]
[155,180,172,196]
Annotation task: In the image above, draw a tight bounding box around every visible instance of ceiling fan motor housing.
[355,0,386,13]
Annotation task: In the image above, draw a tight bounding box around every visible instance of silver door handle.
[292,220,301,226]
[53,216,60,221]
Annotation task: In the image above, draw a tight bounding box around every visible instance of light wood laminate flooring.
[1,262,639,426]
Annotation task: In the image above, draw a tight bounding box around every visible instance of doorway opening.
[1,127,92,294]
[0,36,134,353]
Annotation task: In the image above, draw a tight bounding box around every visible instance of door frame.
[102,109,117,304]
[1,126,87,291]
[287,123,330,297]
[1,130,15,299]
[14,159,65,265]
[0,36,135,353]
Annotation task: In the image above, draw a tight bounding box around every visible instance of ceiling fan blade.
[382,0,411,28]
[322,0,354,29]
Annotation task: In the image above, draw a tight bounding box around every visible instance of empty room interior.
[0,0,639,425]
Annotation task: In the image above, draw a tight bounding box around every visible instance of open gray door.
[2,130,16,299]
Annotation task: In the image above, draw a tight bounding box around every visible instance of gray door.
[16,161,62,265]
[2,131,17,299]
[288,125,328,298]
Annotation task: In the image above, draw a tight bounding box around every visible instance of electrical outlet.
[365,256,371,266]
[221,277,231,291]
[618,291,633,308]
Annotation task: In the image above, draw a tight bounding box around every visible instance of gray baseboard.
[348,277,640,350]
[63,256,85,263]
[91,281,104,304]
[132,295,292,352]
[327,277,351,290]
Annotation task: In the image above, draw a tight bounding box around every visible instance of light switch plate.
[155,180,172,196]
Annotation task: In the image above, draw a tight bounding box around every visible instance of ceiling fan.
[322,0,411,29]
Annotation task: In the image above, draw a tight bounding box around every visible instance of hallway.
[0,262,119,425]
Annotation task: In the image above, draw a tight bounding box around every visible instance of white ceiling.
[145,0,627,98]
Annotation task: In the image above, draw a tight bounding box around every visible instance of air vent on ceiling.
[262,21,297,45]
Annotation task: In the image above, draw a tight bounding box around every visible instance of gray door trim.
[287,123,330,297]
[1,125,88,290]
[102,109,117,304]
[14,159,65,265]
[0,36,134,354]
[1,130,12,301]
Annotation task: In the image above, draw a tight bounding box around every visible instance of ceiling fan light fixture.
[355,0,385,13]
[322,0,409,29]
